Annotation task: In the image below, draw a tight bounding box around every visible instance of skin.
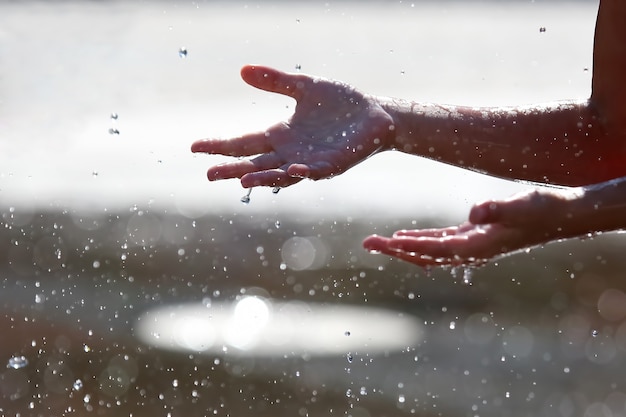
[191,0,626,267]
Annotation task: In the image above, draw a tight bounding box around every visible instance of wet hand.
[363,188,577,267]
[191,65,395,188]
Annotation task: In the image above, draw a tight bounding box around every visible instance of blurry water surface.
[5,2,626,417]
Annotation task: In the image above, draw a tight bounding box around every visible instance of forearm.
[377,97,626,186]
[569,177,626,237]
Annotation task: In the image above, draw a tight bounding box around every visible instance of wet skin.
[192,0,626,267]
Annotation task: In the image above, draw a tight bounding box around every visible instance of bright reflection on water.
[136,296,424,357]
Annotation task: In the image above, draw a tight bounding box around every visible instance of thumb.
[469,200,501,224]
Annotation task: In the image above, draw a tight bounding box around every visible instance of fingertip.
[287,163,311,179]
[362,234,385,250]
[240,64,260,77]
[240,64,276,86]
[191,140,205,153]
[240,173,260,188]
[469,201,499,224]
[206,167,221,181]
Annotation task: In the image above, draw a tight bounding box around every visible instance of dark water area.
[1,207,626,416]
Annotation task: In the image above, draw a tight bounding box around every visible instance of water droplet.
[462,267,473,285]
[110,112,118,120]
[108,128,120,135]
[539,27,546,33]
[272,187,280,194]
[398,394,405,404]
[73,379,84,391]
[178,47,188,58]
[346,353,353,363]
[345,389,353,398]
[7,356,28,369]
[274,220,281,229]
[344,331,351,336]
[591,329,599,337]
[449,321,456,330]
[295,64,302,71]
[240,188,252,204]
[34,294,43,304]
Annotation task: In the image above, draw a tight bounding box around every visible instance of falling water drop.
[241,188,252,204]
[178,47,188,58]
[108,128,120,135]
[272,187,280,194]
[73,379,84,391]
[463,267,473,285]
[7,356,29,369]
[110,113,118,120]
[346,353,353,363]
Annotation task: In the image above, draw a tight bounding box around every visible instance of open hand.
[363,188,582,267]
[191,65,394,188]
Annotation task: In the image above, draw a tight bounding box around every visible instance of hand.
[191,65,395,188]
[363,188,582,267]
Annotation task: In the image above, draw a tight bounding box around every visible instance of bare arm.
[364,176,626,267]
[376,0,626,187]
[192,0,626,267]
[379,99,624,186]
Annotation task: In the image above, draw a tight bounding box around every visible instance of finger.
[469,200,500,224]
[241,169,303,188]
[240,65,309,100]
[207,153,282,180]
[362,235,448,266]
[191,131,273,157]
[393,226,463,239]
[388,236,469,259]
[287,161,339,180]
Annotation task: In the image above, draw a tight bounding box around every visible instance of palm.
[362,189,573,267]
[192,65,394,188]
[363,222,524,267]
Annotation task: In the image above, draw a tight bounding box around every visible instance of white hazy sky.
[0,1,597,220]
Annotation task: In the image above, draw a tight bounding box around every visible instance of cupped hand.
[191,65,395,188]
[363,188,581,267]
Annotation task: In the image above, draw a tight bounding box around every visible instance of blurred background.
[4,1,626,416]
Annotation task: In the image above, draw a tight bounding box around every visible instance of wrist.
[374,96,410,151]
